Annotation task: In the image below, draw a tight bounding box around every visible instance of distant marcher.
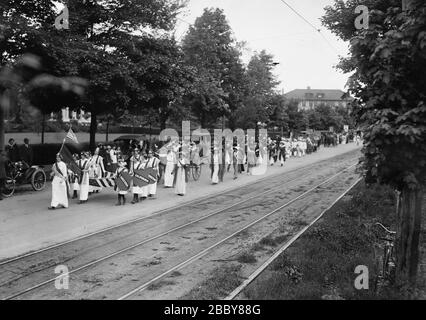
[114,158,129,206]
[146,149,160,198]
[211,147,220,184]
[49,154,68,210]
[130,151,144,204]
[5,138,20,163]
[89,148,105,194]
[78,152,90,204]
[19,138,33,166]
[174,150,187,196]
[70,153,80,199]
[164,149,175,188]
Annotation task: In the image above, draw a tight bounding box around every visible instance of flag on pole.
[59,144,81,176]
[66,128,79,144]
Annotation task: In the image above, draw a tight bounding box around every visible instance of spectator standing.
[5,138,20,163]
[19,138,33,166]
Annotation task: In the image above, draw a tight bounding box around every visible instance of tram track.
[0,151,359,300]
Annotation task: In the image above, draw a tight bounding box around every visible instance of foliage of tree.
[234,51,280,129]
[182,8,246,128]
[323,0,426,286]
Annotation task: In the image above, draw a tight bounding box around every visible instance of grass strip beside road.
[242,182,426,300]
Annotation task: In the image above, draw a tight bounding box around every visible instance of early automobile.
[1,161,47,197]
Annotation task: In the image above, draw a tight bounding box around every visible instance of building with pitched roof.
[284,87,352,111]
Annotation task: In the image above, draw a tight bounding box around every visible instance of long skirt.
[51,177,68,208]
[80,173,89,201]
[72,181,80,192]
[148,182,157,195]
[175,167,186,195]
[132,185,144,195]
[164,162,174,187]
[141,185,149,197]
[212,164,219,184]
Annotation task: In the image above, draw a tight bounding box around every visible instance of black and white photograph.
[0,0,425,307]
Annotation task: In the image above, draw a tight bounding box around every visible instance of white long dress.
[140,160,149,198]
[51,161,68,208]
[212,153,219,184]
[78,159,90,201]
[132,160,144,195]
[147,157,159,195]
[164,152,175,187]
[89,155,104,192]
[175,159,186,195]
[70,169,80,192]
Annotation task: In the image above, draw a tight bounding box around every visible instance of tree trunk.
[0,98,4,151]
[41,114,45,144]
[395,186,423,287]
[106,118,109,142]
[89,112,97,152]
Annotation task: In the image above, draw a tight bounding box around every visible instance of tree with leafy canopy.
[1,0,187,150]
[62,0,186,150]
[234,50,280,130]
[117,35,194,131]
[182,8,246,128]
[268,94,290,134]
[323,0,426,287]
[285,100,308,134]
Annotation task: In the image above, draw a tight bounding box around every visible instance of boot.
[72,190,78,199]
[115,194,122,206]
[131,194,139,204]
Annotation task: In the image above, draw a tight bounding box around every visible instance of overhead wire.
[277,0,341,56]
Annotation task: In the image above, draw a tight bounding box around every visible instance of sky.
[174,0,351,93]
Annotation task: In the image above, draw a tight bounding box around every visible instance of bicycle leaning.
[373,222,397,292]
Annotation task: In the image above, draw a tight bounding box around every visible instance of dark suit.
[19,144,33,166]
[6,144,20,163]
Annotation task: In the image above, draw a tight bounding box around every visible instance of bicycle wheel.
[192,164,201,181]
[1,176,15,197]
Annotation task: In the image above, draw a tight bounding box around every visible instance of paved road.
[0,143,360,261]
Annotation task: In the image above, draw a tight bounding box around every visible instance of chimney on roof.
[307,86,311,90]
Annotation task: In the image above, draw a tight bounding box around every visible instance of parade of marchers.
[39,125,360,211]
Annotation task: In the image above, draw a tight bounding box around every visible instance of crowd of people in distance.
[45,131,362,210]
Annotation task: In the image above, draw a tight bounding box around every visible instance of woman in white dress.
[115,158,129,206]
[131,153,144,204]
[70,154,80,199]
[78,152,90,204]
[49,154,69,210]
[164,149,175,188]
[146,150,160,198]
[174,151,187,196]
[211,147,219,185]
[89,148,105,194]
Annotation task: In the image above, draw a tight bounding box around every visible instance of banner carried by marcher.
[133,168,151,187]
[145,167,158,184]
[115,171,132,191]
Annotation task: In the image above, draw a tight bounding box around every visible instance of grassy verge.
[243,182,426,300]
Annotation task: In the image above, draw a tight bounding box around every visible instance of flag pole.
[59,137,66,154]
